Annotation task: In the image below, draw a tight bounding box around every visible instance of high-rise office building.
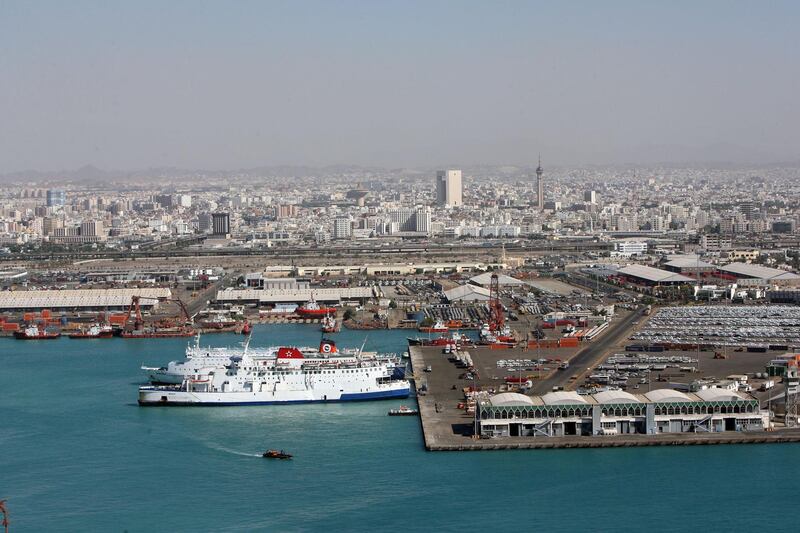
[414,207,431,234]
[333,217,352,239]
[739,201,755,220]
[198,213,212,233]
[584,190,597,204]
[535,157,544,210]
[436,170,462,206]
[46,189,66,207]
[211,212,230,236]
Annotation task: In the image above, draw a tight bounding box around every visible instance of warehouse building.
[215,287,378,306]
[716,263,800,287]
[616,264,695,286]
[443,284,491,303]
[0,288,172,311]
[468,272,527,288]
[662,256,716,276]
[475,389,767,438]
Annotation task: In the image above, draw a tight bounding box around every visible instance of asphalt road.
[532,307,645,394]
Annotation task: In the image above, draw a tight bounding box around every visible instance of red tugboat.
[14,324,61,340]
[296,296,336,317]
[68,323,114,339]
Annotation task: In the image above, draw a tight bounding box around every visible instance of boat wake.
[207,444,262,458]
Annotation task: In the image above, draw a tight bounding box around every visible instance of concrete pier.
[409,346,800,451]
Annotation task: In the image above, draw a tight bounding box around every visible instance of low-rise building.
[475,389,767,438]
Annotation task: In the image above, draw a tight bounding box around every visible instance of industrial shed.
[468,272,527,287]
[717,263,800,286]
[0,288,172,311]
[662,256,715,276]
[215,287,378,305]
[616,264,695,286]
[443,284,491,303]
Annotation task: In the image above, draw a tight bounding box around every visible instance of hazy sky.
[1,0,798,171]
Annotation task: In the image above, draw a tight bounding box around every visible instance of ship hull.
[68,331,114,339]
[13,332,60,340]
[138,383,410,406]
[296,309,336,317]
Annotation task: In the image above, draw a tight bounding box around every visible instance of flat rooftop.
[0,288,172,309]
[618,264,695,283]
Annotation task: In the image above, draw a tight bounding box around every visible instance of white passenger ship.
[142,337,394,385]
[138,340,409,405]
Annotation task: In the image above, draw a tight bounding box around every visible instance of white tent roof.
[644,389,692,403]
[542,391,588,405]
[593,390,641,404]
[694,388,746,402]
[489,393,535,406]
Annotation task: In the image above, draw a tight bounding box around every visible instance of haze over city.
[1,0,799,173]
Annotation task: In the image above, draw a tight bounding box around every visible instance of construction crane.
[122,295,193,330]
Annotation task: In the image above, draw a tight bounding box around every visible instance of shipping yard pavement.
[408,344,800,451]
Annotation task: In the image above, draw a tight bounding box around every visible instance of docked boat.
[263,450,292,459]
[408,331,469,347]
[388,405,419,416]
[321,313,339,333]
[478,323,516,347]
[143,337,334,384]
[14,324,61,340]
[418,320,448,333]
[296,296,336,317]
[139,342,410,405]
[68,323,114,339]
[198,315,238,329]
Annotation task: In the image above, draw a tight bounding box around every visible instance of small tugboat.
[68,323,114,339]
[240,321,252,335]
[388,405,419,416]
[296,296,336,317]
[263,450,292,460]
[321,313,338,333]
[13,324,61,340]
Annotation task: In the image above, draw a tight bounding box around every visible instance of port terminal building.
[475,389,767,438]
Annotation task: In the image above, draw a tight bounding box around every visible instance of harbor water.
[1,324,798,532]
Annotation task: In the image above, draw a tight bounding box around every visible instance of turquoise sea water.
[1,324,798,532]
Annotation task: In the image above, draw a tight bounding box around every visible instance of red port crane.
[123,295,193,330]
[488,273,504,333]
